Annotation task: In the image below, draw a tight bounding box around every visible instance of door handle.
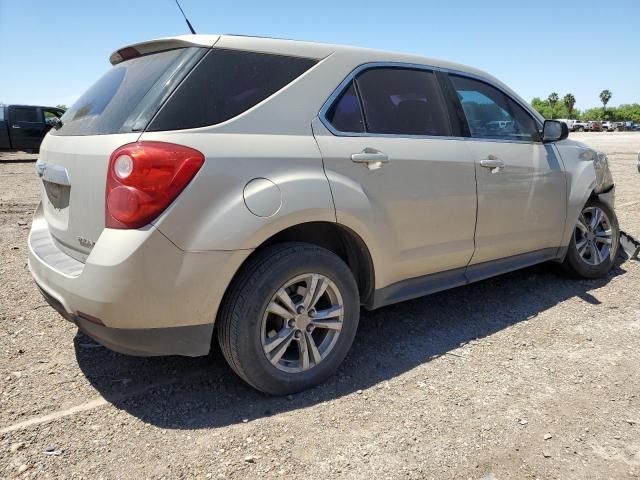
[12,125,21,129]
[351,148,389,170]
[480,158,505,173]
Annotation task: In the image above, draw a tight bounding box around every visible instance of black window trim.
[319,62,544,144]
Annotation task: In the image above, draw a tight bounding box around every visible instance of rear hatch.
[38,39,212,262]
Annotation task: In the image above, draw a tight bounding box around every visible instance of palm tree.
[563,93,576,118]
[600,90,612,116]
[547,92,559,118]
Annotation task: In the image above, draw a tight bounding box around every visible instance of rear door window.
[449,75,540,142]
[52,47,204,136]
[148,49,317,131]
[355,68,450,136]
[11,107,40,123]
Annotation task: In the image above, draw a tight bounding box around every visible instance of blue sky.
[0,0,638,110]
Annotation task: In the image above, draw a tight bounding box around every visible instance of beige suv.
[29,34,618,394]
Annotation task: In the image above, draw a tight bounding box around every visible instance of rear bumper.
[36,283,213,356]
[28,203,251,356]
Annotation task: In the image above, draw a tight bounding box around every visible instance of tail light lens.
[106,141,204,229]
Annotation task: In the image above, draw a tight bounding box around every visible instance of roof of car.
[111,33,490,78]
[110,34,539,122]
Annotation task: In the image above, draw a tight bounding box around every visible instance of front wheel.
[217,242,360,395]
[562,198,619,278]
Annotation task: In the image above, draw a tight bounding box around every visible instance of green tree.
[599,90,612,117]
[56,104,67,111]
[563,94,576,118]
[547,92,559,118]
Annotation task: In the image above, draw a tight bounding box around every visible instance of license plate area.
[43,180,70,210]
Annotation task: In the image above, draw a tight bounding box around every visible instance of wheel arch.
[226,221,376,308]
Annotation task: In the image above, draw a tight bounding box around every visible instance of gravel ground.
[1,132,640,479]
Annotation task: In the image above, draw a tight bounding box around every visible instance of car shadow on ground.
[74,259,627,430]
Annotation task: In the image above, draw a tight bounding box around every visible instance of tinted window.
[449,75,540,142]
[12,107,40,123]
[355,68,449,136]
[53,48,203,136]
[325,81,364,133]
[0,108,4,121]
[149,49,317,131]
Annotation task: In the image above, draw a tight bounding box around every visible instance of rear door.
[446,73,566,267]
[8,106,46,150]
[313,66,477,288]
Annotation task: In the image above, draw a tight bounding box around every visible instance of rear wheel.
[562,198,619,278]
[217,242,360,395]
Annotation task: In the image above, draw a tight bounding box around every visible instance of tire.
[562,198,619,278]
[217,242,360,395]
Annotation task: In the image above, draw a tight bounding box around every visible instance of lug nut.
[308,309,316,318]
[294,330,302,339]
[296,305,306,314]
[288,319,296,328]
[306,325,314,333]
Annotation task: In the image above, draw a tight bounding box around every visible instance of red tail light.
[106,141,204,229]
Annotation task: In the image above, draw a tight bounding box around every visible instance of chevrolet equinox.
[29,34,618,394]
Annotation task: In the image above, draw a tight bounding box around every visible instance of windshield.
[53,47,204,136]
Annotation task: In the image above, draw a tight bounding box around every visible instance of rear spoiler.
[109,34,220,65]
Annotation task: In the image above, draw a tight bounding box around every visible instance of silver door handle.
[351,149,389,170]
[12,125,21,129]
[480,159,505,170]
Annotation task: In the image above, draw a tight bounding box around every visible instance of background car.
[588,121,603,132]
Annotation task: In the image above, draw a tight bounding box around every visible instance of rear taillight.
[106,141,204,229]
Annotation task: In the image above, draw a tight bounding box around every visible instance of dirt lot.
[1,132,639,479]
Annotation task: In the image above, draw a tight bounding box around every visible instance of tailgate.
[36,133,140,262]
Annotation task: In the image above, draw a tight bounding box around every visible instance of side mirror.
[542,120,569,143]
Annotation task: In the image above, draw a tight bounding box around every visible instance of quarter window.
[325,81,365,133]
[449,75,540,142]
[355,68,450,136]
[149,49,317,131]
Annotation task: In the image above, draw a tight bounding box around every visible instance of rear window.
[147,49,317,131]
[52,48,204,136]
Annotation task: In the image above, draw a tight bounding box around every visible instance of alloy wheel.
[261,273,344,373]
[574,206,614,266]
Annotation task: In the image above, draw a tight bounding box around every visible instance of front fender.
[556,141,601,247]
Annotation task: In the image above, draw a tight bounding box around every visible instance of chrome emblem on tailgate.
[77,236,96,249]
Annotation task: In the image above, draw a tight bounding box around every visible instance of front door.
[313,66,478,289]
[446,74,567,266]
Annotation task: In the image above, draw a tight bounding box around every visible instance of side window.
[355,68,450,136]
[12,107,40,123]
[449,75,540,142]
[325,81,365,133]
[43,109,62,125]
[149,49,317,131]
[0,108,4,121]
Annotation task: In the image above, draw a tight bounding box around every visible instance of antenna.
[174,0,197,35]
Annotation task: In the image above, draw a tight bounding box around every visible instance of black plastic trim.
[370,248,560,309]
